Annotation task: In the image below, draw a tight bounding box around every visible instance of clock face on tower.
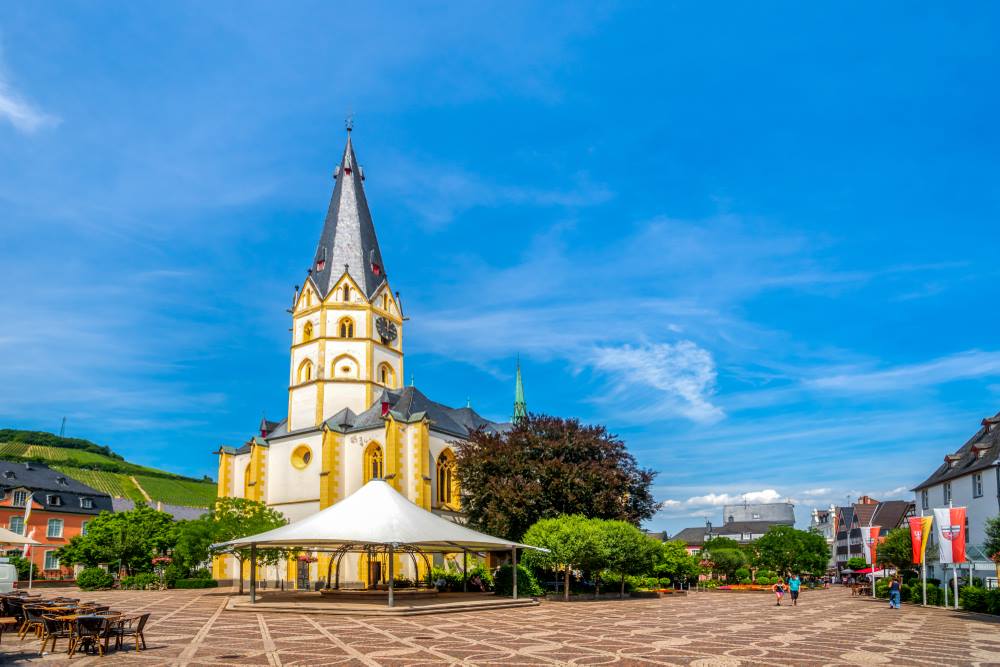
[375,317,398,345]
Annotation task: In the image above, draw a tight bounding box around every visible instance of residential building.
[672,501,796,554]
[833,496,914,571]
[0,461,113,577]
[810,504,837,569]
[912,412,1000,587]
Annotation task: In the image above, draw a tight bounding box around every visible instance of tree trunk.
[564,567,570,602]
[237,557,244,595]
[594,573,600,599]
[620,575,626,600]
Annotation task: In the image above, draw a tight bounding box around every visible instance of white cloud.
[587,341,723,423]
[0,70,57,134]
[802,488,831,497]
[809,350,1000,394]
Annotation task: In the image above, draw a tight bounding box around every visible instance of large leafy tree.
[456,415,657,540]
[754,525,829,576]
[521,515,605,601]
[984,516,1000,564]
[654,540,701,585]
[877,527,914,574]
[701,536,746,580]
[208,497,288,594]
[599,520,659,599]
[56,505,177,575]
[173,514,215,574]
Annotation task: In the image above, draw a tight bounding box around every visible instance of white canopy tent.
[0,527,39,547]
[214,480,546,606]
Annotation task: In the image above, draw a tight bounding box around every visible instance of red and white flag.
[933,507,967,564]
[21,492,33,558]
[862,525,881,565]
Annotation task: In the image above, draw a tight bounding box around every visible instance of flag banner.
[21,493,33,558]
[933,507,967,564]
[909,516,933,564]
[862,525,881,565]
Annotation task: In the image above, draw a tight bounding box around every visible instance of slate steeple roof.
[512,357,527,423]
[309,131,388,300]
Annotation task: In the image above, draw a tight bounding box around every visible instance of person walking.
[773,579,785,606]
[788,574,801,606]
[888,576,901,609]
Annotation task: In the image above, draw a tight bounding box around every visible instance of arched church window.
[363,442,384,483]
[342,284,350,302]
[378,363,395,387]
[297,359,314,383]
[436,449,458,507]
[302,321,313,342]
[339,317,354,338]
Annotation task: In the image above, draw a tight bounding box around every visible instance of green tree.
[654,540,701,584]
[173,515,215,575]
[521,515,605,601]
[701,536,746,580]
[847,556,868,571]
[456,415,657,541]
[984,516,1000,564]
[207,497,288,594]
[599,521,658,598]
[56,506,177,575]
[754,525,829,576]
[877,527,914,574]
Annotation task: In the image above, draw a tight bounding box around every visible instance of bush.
[701,579,720,589]
[874,578,890,599]
[494,564,542,597]
[734,567,750,582]
[174,578,219,589]
[191,568,213,580]
[987,589,1000,615]
[427,567,464,592]
[960,586,989,613]
[658,577,671,588]
[76,567,114,591]
[121,572,161,590]
[755,569,776,581]
[164,563,187,588]
[739,578,751,585]
[467,564,494,591]
[392,577,414,588]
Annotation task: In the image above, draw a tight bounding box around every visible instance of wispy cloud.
[809,349,1000,394]
[0,50,57,134]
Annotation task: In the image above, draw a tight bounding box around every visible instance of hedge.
[76,567,114,591]
[174,578,219,589]
[494,564,542,597]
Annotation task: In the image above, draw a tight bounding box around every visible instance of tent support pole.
[388,544,395,608]
[512,547,518,600]
[463,550,468,592]
[250,544,257,604]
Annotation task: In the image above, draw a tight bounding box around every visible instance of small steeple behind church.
[309,124,387,300]
[512,356,528,424]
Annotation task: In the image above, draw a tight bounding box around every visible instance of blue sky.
[1,3,998,532]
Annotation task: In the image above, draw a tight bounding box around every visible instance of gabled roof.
[0,460,113,515]
[308,132,388,300]
[913,411,1000,490]
[671,527,710,546]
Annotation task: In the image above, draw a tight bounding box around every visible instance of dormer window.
[80,497,94,509]
[46,494,63,506]
[12,490,27,507]
[56,477,68,486]
[3,471,14,480]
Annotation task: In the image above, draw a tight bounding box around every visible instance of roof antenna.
[466,396,472,409]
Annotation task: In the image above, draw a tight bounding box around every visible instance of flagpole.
[950,500,959,610]
[920,510,927,606]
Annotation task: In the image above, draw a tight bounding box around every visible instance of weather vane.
[345,111,354,132]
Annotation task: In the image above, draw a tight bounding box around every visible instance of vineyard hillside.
[0,429,216,509]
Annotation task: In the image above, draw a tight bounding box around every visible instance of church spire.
[309,127,388,300]
[512,355,527,424]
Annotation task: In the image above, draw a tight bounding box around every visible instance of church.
[213,128,527,589]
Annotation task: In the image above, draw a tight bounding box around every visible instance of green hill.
[0,430,217,508]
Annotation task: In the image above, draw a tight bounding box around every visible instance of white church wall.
[325,382,367,417]
[266,434,323,507]
[289,384,319,431]
[231,452,251,498]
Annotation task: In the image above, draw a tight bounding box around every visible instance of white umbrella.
[0,526,39,546]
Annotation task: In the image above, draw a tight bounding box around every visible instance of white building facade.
[912,414,1000,588]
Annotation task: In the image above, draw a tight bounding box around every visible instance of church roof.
[308,132,388,300]
[331,386,508,439]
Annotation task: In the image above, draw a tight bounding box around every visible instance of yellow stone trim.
[290,335,401,351]
[319,429,341,509]
[414,420,431,509]
[212,554,228,580]
[247,442,267,502]
[217,450,233,498]
[384,416,403,492]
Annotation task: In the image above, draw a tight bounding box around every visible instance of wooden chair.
[19,605,47,639]
[38,614,72,655]
[69,616,108,657]
[116,613,150,652]
[0,617,17,644]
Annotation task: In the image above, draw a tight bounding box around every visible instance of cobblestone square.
[2,586,998,665]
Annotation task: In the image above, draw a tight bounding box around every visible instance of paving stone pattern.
[2,587,999,665]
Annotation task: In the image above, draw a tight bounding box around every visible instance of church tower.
[512,357,527,423]
[287,129,404,430]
